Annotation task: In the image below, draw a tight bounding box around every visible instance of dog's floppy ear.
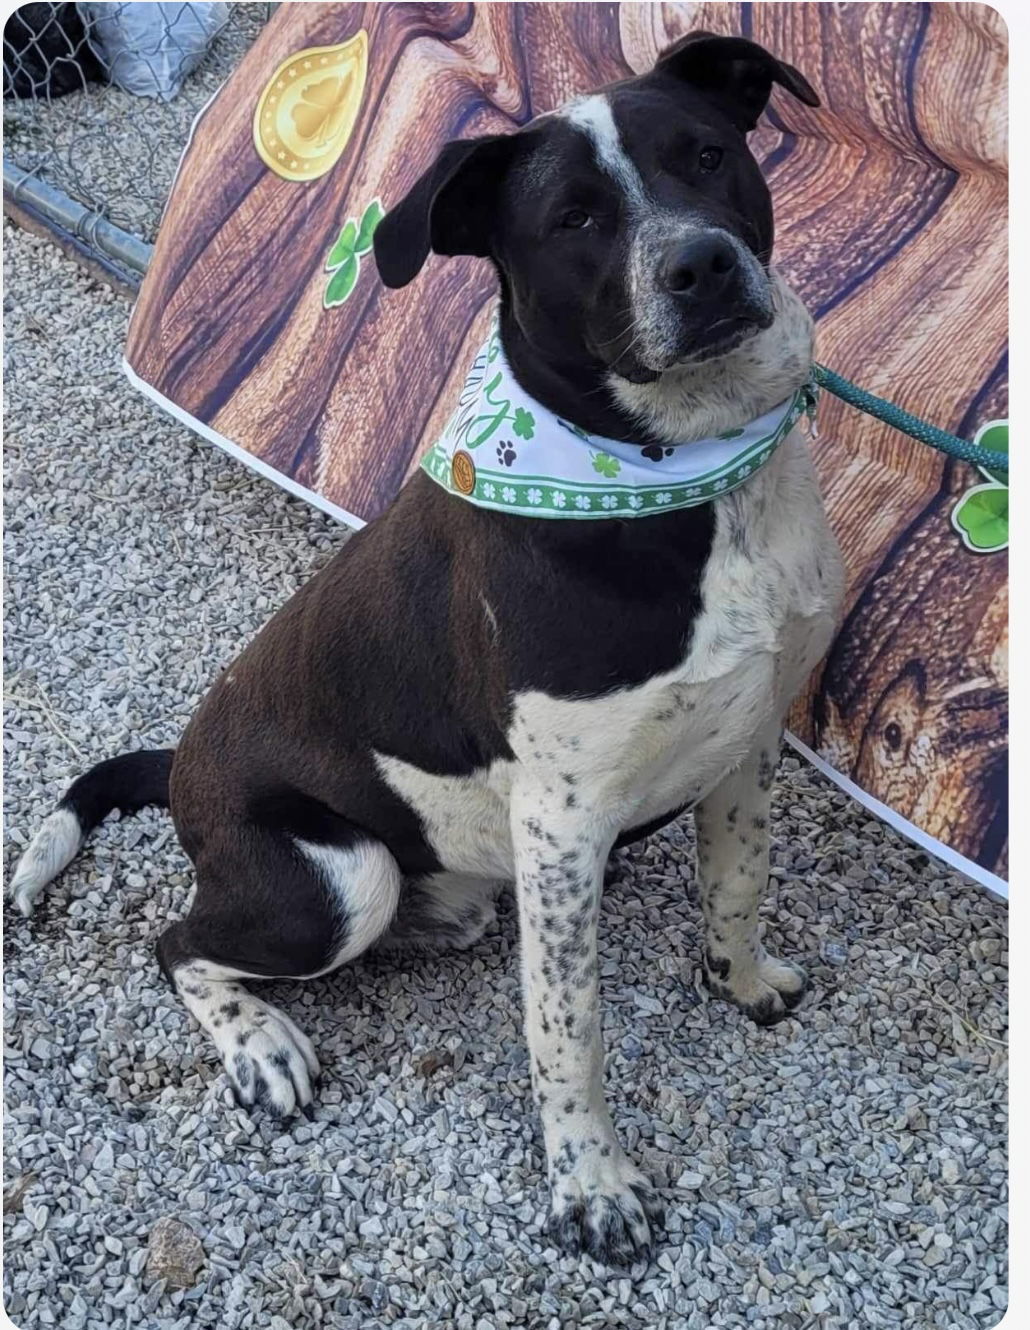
[654,31,819,132]
[374,134,516,289]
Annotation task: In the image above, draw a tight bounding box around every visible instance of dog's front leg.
[511,785,660,1263]
[696,724,807,1024]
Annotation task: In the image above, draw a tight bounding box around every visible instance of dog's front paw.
[545,1145,661,1264]
[703,948,807,1026]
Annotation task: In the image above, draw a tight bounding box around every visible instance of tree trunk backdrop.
[124,2,1008,890]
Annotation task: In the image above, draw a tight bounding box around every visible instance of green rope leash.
[811,363,1008,477]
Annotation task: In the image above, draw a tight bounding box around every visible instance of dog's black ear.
[654,31,819,131]
[374,134,516,288]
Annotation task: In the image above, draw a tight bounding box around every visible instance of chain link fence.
[3,2,273,286]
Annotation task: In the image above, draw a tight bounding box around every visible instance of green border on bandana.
[422,388,809,519]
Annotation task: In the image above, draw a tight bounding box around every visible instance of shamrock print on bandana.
[421,314,807,519]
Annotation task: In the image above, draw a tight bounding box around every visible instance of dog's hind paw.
[221,1004,320,1117]
[174,969,321,1118]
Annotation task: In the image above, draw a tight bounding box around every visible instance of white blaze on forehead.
[562,94,647,207]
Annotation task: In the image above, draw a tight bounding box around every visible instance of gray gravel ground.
[3,222,1008,1329]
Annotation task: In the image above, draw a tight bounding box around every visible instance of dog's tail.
[9,749,175,917]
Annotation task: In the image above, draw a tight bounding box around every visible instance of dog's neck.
[498,269,814,447]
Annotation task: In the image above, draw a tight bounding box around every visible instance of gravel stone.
[2,222,1008,1327]
[145,1217,205,1290]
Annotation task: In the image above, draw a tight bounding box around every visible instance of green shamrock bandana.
[421,318,815,519]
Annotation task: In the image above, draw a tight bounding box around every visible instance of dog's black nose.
[661,234,739,299]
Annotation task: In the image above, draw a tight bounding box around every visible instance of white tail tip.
[9,807,84,917]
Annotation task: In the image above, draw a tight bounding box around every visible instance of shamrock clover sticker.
[952,485,1007,552]
[323,198,384,308]
[951,419,1008,553]
[971,420,1008,487]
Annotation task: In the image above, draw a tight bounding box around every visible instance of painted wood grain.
[124,2,1007,877]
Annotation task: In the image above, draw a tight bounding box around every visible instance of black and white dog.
[11,33,844,1264]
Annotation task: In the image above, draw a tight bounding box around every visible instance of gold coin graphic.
[451,451,477,495]
[253,31,368,183]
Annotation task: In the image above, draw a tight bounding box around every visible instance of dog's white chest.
[377,434,843,879]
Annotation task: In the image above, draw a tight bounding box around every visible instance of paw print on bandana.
[641,445,675,464]
[496,441,517,467]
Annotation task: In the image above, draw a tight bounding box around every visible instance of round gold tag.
[253,32,368,183]
[451,451,476,495]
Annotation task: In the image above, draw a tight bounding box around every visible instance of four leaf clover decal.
[323,198,384,309]
[951,420,1008,553]
[292,74,357,148]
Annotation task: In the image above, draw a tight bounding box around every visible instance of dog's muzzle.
[659,231,774,361]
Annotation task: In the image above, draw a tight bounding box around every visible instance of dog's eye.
[559,208,591,229]
[698,147,723,173]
